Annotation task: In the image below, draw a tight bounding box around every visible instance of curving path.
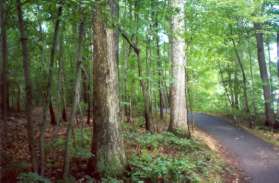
[191,113,279,183]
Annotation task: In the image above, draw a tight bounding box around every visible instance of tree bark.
[88,0,126,178]
[169,0,188,132]
[254,23,274,126]
[39,1,63,175]
[16,0,38,172]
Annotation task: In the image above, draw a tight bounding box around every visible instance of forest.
[0,0,279,182]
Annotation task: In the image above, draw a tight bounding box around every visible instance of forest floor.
[1,109,240,182]
[192,113,279,183]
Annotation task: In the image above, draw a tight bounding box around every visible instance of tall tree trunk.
[16,0,38,172]
[0,0,8,166]
[276,32,279,118]
[254,23,274,126]
[136,52,152,131]
[57,29,67,122]
[231,39,249,113]
[248,44,257,119]
[0,0,7,121]
[277,32,279,78]
[39,1,63,175]
[88,0,126,178]
[154,15,164,119]
[169,0,188,132]
[63,19,84,179]
[134,0,152,131]
[218,62,233,108]
[0,0,8,121]
[119,0,152,131]
[267,42,274,112]
[233,70,239,110]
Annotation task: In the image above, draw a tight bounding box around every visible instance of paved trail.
[191,113,279,183]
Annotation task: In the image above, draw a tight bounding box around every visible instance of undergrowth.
[17,118,225,182]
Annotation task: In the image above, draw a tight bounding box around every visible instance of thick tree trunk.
[254,23,274,126]
[63,19,84,179]
[88,0,126,178]
[16,0,38,172]
[39,1,63,175]
[169,0,188,132]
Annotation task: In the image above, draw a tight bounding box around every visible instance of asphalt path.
[191,113,279,183]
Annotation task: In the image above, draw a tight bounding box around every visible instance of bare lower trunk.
[169,0,188,132]
[49,101,57,125]
[88,0,126,178]
[16,0,38,172]
[254,23,274,126]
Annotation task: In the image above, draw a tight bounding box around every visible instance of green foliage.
[47,128,93,159]
[123,130,223,182]
[129,154,200,182]
[101,177,123,183]
[125,131,201,152]
[17,172,51,183]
